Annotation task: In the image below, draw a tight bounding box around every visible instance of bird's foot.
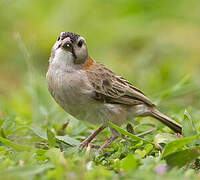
[175,133,183,138]
[80,140,89,149]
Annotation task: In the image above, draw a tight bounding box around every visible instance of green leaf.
[183,110,198,137]
[1,117,16,137]
[109,122,153,144]
[46,148,66,167]
[154,133,179,150]
[30,127,80,146]
[47,128,56,147]
[11,126,47,140]
[165,147,200,168]
[56,135,80,146]
[144,143,154,154]
[0,137,32,152]
[162,134,200,159]
[64,146,79,156]
[121,154,138,171]
[0,163,54,179]
[30,127,47,140]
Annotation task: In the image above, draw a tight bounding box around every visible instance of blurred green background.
[1,0,200,179]
[1,0,200,120]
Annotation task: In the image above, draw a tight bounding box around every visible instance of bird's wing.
[85,62,154,106]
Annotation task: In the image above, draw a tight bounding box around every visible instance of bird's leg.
[80,125,105,149]
[98,128,119,152]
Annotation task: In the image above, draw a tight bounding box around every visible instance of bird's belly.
[66,102,129,126]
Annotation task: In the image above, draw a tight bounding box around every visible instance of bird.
[46,32,182,150]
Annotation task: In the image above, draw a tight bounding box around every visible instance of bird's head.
[50,32,88,68]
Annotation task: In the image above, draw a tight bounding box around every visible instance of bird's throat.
[52,48,74,68]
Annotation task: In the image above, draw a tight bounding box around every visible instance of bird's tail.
[150,107,182,134]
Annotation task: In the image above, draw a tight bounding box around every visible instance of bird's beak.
[61,37,72,49]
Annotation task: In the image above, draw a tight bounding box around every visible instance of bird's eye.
[77,40,83,47]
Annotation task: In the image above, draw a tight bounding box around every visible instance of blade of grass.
[0,137,32,151]
[183,109,198,137]
[109,122,153,144]
[136,128,156,137]
[47,128,56,147]
[56,135,80,146]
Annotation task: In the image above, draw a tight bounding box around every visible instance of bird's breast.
[46,67,97,119]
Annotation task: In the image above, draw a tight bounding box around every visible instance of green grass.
[1,0,200,179]
[0,78,200,180]
[0,53,200,180]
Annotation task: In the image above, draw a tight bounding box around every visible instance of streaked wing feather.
[86,63,154,106]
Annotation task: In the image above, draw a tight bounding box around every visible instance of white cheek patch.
[52,48,74,66]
